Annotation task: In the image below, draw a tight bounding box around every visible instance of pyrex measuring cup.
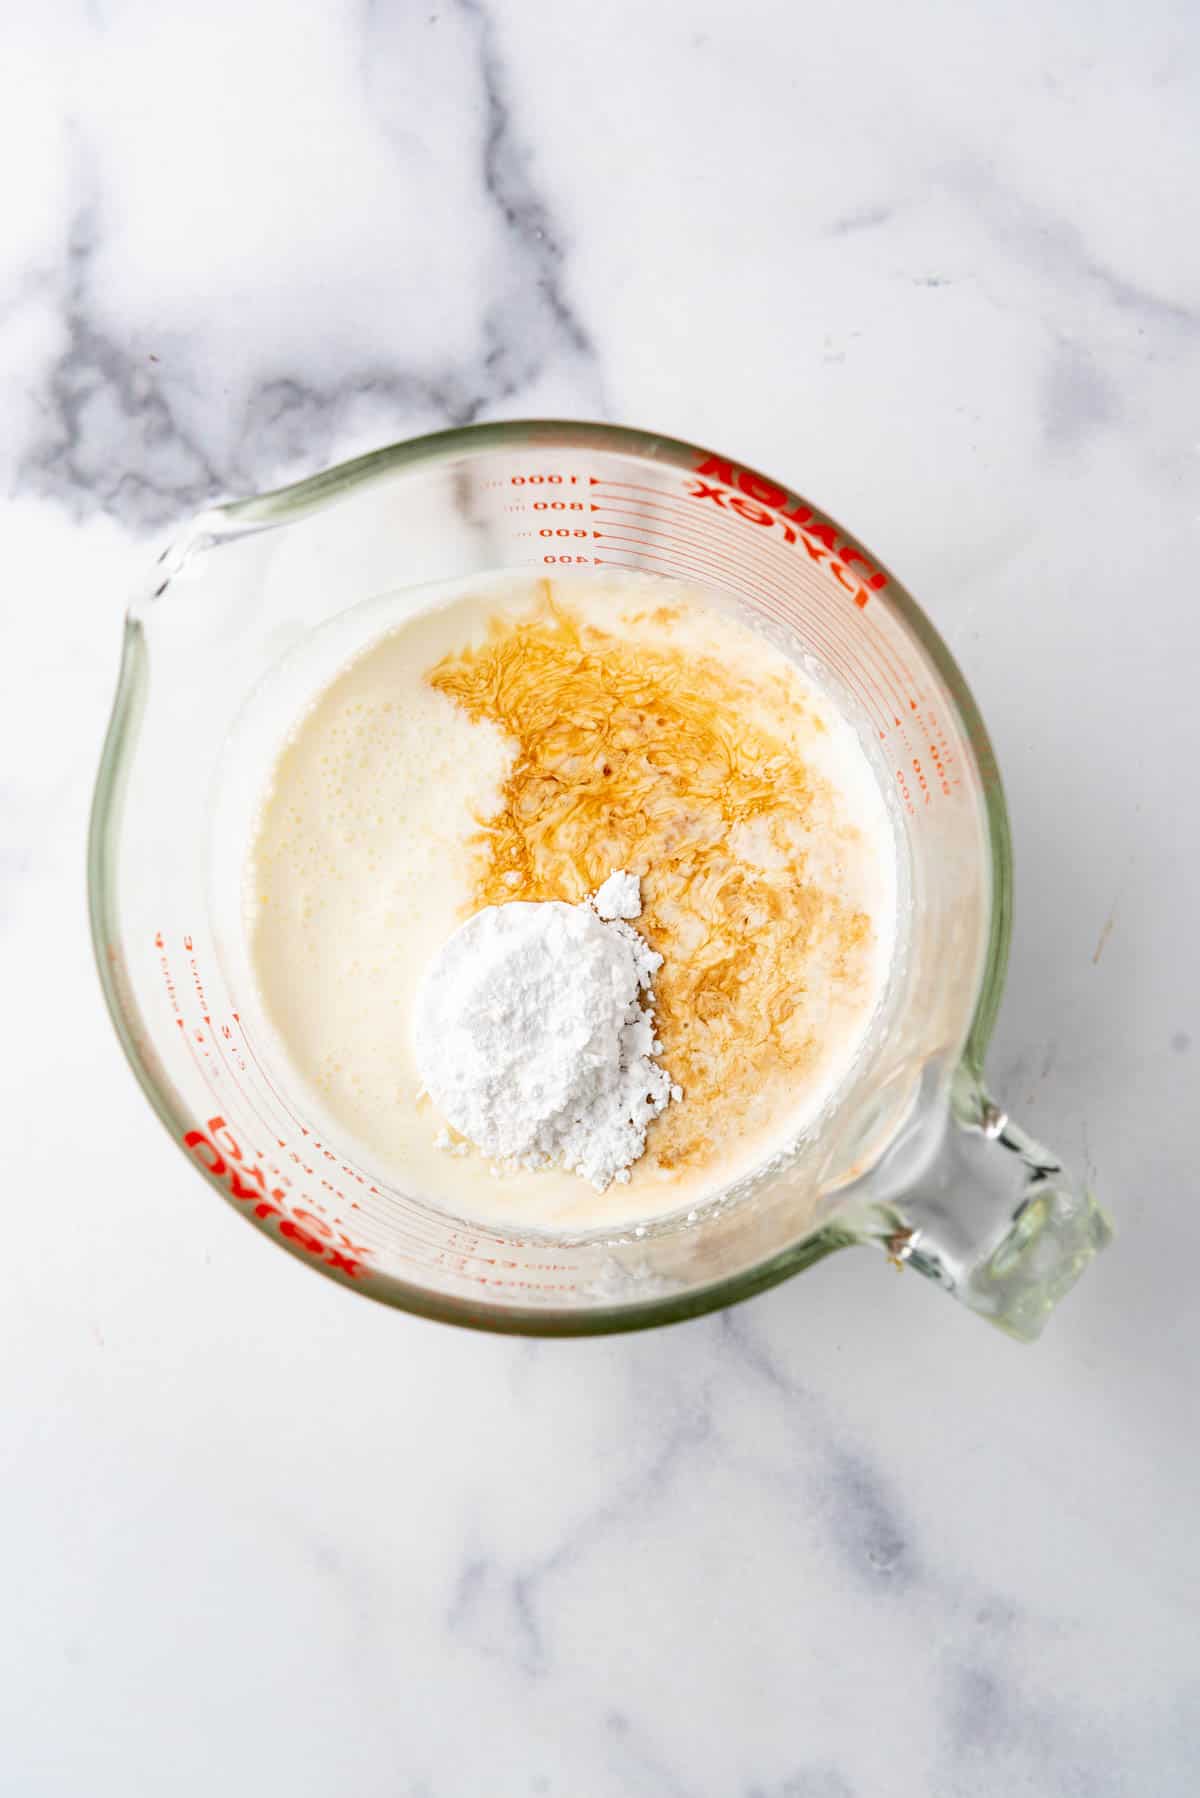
[89,421,1110,1340]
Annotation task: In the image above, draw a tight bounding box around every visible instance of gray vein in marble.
[364,0,606,415]
[949,1664,1023,1761]
[449,1399,712,1678]
[458,0,594,361]
[939,1652,1129,1798]
[1041,337,1120,452]
[19,2,606,533]
[942,156,1199,336]
[17,209,220,529]
[509,1391,712,1661]
[721,1309,1153,1793]
[829,204,894,237]
[827,1446,915,1585]
[603,1710,694,1798]
[720,1311,918,1592]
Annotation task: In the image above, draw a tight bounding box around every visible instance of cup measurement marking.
[500,471,929,729]
[155,935,375,1270]
[498,470,958,810]
[585,538,893,737]
[587,486,920,723]
[586,515,904,728]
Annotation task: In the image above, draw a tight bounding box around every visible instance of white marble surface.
[2,2,1198,1792]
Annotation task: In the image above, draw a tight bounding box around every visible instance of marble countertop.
[3,2,1198,1792]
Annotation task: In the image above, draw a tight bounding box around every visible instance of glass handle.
[870,1070,1112,1341]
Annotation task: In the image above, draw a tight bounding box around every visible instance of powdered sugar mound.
[590,869,643,921]
[412,873,675,1189]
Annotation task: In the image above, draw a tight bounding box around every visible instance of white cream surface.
[245,574,898,1231]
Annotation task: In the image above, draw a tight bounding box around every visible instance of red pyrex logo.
[686,455,888,608]
[184,1116,370,1277]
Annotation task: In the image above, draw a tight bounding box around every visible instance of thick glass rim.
[88,419,1013,1335]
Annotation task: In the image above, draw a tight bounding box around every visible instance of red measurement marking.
[223,1016,513,1254]
[591,503,886,682]
[593,542,890,733]
[182,1119,372,1278]
[507,473,583,486]
[590,492,913,720]
[911,755,931,805]
[597,492,895,661]
[161,962,512,1264]
[178,1011,224,1093]
[598,482,892,673]
[926,735,952,797]
[595,474,884,600]
[174,1010,283,1186]
[206,1018,288,1161]
[231,1016,323,1162]
[591,479,676,495]
[591,517,884,677]
[923,706,959,790]
[857,611,928,722]
[157,941,182,1018]
[591,518,895,729]
[232,1028,383,1193]
[596,542,887,730]
[593,532,863,708]
[689,455,890,594]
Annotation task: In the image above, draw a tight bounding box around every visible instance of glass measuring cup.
[89,420,1110,1340]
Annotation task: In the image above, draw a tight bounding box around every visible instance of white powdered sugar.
[412,873,677,1189]
[590,869,642,921]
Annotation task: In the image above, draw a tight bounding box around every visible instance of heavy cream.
[245,573,897,1232]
